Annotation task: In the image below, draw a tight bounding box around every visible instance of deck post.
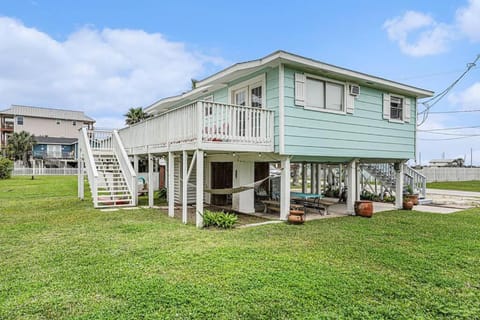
[316,164,321,194]
[310,163,315,194]
[133,155,139,174]
[148,153,154,208]
[301,162,306,193]
[78,156,84,199]
[280,157,291,220]
[196,149,204,228]
[182,150,188,224]
[395,161,404,209]
[168,152,175,218]
[347,160,357,215]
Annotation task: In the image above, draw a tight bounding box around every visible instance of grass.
[427,180,480,192]
[1,176,480,319]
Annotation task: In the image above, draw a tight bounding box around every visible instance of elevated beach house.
[78,51,433,227]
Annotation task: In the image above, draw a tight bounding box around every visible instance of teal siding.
[210,67,279,151]
[283,67,416,160]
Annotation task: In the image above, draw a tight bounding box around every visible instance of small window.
[17,116,23,125]
[390,96,403,121]
[72,121,76,126]
[56,120,61,125]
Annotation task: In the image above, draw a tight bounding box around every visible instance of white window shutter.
[383,93,390,119]
[403,97,411,123]
[346,83,355,114]
[295,73,306,106]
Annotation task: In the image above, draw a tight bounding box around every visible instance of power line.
[419,136,479,141]
[419,124,480,132]
[429,109,480,114]
[417,53,480,126]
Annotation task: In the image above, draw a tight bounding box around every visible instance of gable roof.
[145,50,434,114]
[0,105,95,123]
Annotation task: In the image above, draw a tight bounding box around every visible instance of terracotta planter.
[407,194,419,205]
[288,213,305,224]
[403,199,414,210]
[354,200,373,218]
[289,210,304,216]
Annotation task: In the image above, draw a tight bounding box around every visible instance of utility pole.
[471,148,473,167]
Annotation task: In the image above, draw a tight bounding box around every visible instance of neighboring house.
[77,50,433,227]
[429,158,465,167]
[0,105,95,167]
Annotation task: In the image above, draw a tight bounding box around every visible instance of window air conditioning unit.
[349,84,360,96]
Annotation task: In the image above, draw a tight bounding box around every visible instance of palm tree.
[7,131,35,167]
[124,107,148,125]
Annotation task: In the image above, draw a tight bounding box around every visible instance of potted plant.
[402,185,414,210]
[404,185,419,206]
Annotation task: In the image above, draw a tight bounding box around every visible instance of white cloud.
[384,1,480,56]
[449,82,480,109]
[0,17,225,128]
[383,11,453,57]
[456,0,480,42]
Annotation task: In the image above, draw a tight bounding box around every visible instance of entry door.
[233,88,247,136]
[211,162,233,205]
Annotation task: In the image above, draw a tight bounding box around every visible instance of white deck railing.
[404,164,427,198]
[118,101,274,152]
[113,130,137,205]
[79,127,99,206]
[87,129,113,151]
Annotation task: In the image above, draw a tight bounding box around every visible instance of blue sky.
[0,0,479,164]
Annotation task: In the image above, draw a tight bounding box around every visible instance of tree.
[124,107,148,125]
[7,131,35,167]
[0,156,13,179]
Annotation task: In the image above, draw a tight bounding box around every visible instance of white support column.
[182,150,188,224]
[133,155,139,174]
[148,153,154,208]
[196,150,204,228]
[347,160,357,215]
[316,164,321,194]
[280,157,291,220]
[395,162,404,209]
[310,163,315,194]
[356,163,361,201]
[78,156,84,199]
[168,152,175,218]
[301,163,306,193]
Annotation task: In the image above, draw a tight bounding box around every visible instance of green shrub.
[0,156,13,179]
[202,210,238,229]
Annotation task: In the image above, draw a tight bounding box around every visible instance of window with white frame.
[383,93,411,123]
[17,116,23,125]
[229,74,265,108]
[305,77,344,111]
[390,96,403,121]
[294,73,354,113]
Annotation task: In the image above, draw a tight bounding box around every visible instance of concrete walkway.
[426,188,480,207]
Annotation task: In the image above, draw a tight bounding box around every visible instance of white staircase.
[361,163,427,200]
[78,128,137,208]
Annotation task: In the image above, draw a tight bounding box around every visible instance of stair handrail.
[79,127,99,206]
[404,164,426,199]
[113,130,137,205]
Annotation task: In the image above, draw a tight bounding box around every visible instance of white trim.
[196,51,433,98]
[145,51,433,115]
[227,73,266,107]
[279,64,285,154]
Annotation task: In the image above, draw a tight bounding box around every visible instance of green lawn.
[427,180,480,192]
[1,176,480,319]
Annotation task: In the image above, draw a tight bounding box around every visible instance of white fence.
[417,167,480,182]
[13,168,78,176]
